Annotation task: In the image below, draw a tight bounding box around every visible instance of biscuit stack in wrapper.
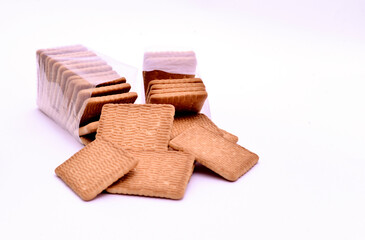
[52,49,259,201]
[36,45,138,145]
[143,51,207,113]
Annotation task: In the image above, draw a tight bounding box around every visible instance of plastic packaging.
[36,45,138,143]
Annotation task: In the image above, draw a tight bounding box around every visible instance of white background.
[1,0,364,239]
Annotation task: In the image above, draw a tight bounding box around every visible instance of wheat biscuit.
[149,82,205,92]
[78,92,138,125]
[219,128,239,143]
[79,121,99,136]
[55,138,138,201]
[96,104,174,151]
[149,91,207,113]
[143,70,195,96]
[64,75,126,114]
[171,113,223,139]
[106,151,195,200]
[147,87,206,103]
[74,83,131,114]
[63,75,128,125]
[146,78,203,97]
[169,126,259,181]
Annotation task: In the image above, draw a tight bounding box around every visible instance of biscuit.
[55,138,138,201]
[143,70,195,96]
[149,91,207,113]
[73,83,131,115]
[146,78,203,97]
[106,151,195,200]
[79,92,138,125]
[64,71,123,105]
[169,126,259,181]
[147,87,206,103]
[96,104,174,151]
[149,82,205,91]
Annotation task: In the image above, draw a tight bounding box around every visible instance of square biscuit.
[169,126,259,181]
[147,86,206,103]
[96,104,175,151]
[149,91,207,113]
[106,150,195,200]
[55,138,138,201]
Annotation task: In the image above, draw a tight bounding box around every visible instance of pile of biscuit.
[51,49,259,201]
[36,45,137,145]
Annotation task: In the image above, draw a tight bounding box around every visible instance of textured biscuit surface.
[169,126,259,181]
[106,151,195,199]
[97,104,175,151]
[55,138,138,201]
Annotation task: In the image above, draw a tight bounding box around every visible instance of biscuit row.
[36,45,137,141]
[55,104,258,201]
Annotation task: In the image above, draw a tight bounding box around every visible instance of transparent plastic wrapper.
[36,45,138,143]
[142,48,211,117]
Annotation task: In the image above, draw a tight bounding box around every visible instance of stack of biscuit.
[142,51,207,113]
[36,45,138,145]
